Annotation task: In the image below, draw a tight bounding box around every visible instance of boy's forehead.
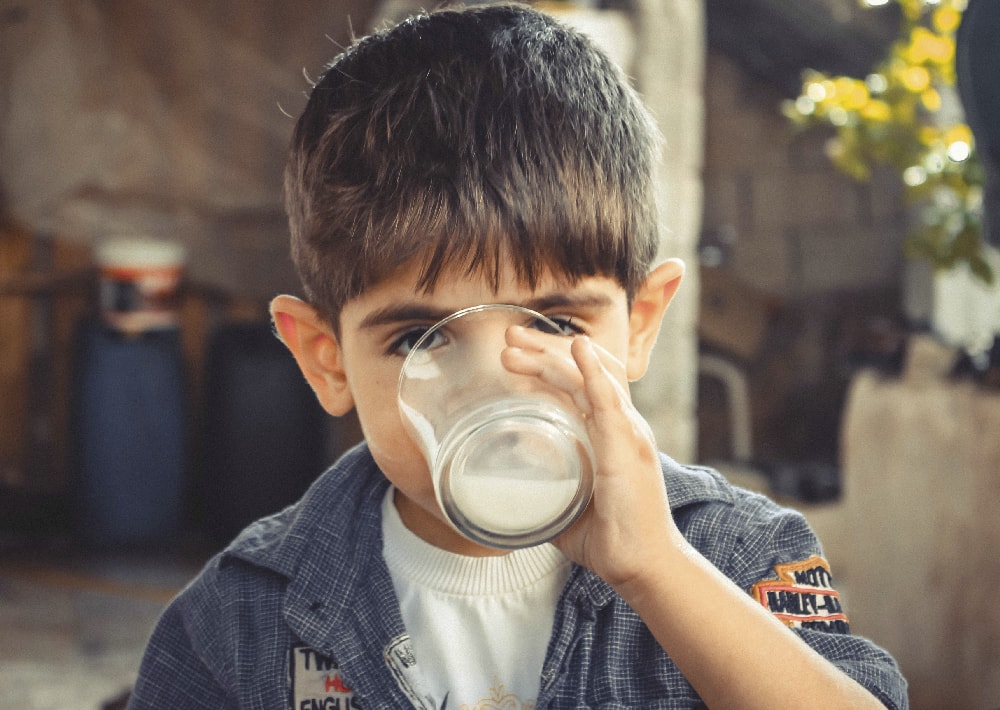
[382,256,564,297]
[343,259,627,325]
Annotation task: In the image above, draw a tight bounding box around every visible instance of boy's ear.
[626,258,685,381]
[269,295,355,416]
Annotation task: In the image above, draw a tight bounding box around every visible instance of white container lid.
[97,238,186,269]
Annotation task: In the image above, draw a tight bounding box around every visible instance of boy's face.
[337,260,633,555]
[273,255,682,556]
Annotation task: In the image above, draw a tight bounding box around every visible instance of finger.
[504,324,566,352]
[572,336,657,452]
[501,340,591,413]
[503,326,575,373]
[506,325,627,384]
[571,337,630,413]
[574,337,628,388]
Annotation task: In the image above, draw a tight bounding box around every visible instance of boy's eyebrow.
[522,291,615,313]
[357,290,616,330]
[358,304,456,329]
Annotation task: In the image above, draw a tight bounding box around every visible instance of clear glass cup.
[397,304,595,549]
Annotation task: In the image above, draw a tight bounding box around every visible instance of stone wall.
[701,51,908,299]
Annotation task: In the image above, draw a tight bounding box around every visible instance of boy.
[128,4,907,708]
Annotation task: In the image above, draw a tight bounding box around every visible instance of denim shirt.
[127,444,907,709]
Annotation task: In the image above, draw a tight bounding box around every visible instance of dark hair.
[284,2,661,328]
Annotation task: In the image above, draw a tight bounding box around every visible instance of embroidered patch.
[750,556,850,633]
[288,644,360,709]
[384,634,440,710]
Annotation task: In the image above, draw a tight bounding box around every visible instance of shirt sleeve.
[676,485,909,710]
[126,599,235,710]
[759,510,908,709]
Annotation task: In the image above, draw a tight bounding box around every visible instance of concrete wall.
[630,0,705,463]
[806,337,1000,710]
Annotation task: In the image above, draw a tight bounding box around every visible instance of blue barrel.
[72,321,186,548]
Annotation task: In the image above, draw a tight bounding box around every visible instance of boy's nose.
[446,314,516,387]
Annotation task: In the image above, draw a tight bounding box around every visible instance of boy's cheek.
[365,419,431,477]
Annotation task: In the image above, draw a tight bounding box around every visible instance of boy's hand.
[505,326,889,710]
[502,326,681,589]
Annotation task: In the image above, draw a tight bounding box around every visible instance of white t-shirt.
[381,488,571,709]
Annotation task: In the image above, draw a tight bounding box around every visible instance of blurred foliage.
[783,0,991,284]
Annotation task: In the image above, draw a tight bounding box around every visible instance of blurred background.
[1,0,998,708]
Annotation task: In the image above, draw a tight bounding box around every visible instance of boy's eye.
[529,315,584,337]
[388,327,446,356]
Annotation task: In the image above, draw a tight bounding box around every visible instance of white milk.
[450,475,580,534]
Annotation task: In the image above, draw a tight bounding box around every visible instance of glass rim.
[397,302,563,394]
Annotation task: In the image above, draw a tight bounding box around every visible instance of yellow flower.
[833,76,855,96]
[908,27,955,65]
[921,87,942,112]
[919,126,940,146]
[896,0,924,22]
[901,65,931,92]
[843,81,871,110]
[933,7,961,34]
[944,124,974,146]
[860,99,892,122]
